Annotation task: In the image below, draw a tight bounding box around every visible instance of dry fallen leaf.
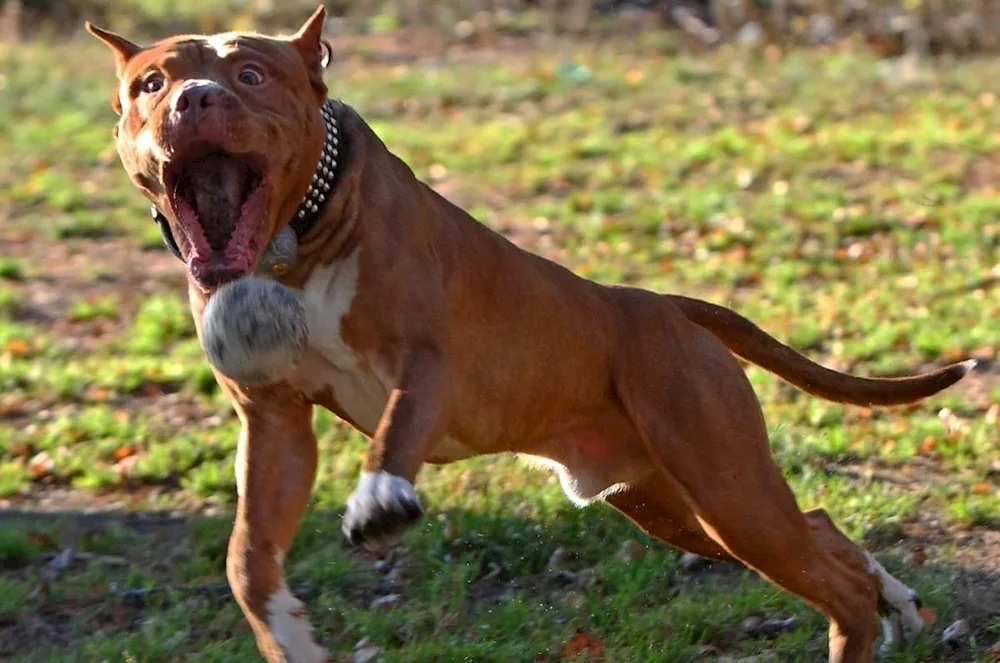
[918,607,938,628]
[7,441,31,458]
[625,69,644,85]
[3,338,30,357]
[87,387,113,402]
[27,531,58,550]
[559,629,604,660]
[903,545,927,567]
[114,454,140,476]
[28,451,55,480]
[114,445,137,461]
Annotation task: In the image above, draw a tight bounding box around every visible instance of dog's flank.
[667,294,975,406]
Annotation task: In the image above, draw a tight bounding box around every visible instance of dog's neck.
[152,99,345,260]
[288,99,343,237]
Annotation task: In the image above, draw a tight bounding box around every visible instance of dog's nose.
[173,82,224,118]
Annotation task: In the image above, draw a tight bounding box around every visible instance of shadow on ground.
[0,500,996,662]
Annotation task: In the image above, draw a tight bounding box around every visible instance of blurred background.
[4,0,1000,54]
[0,1,997,662]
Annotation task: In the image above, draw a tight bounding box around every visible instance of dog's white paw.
[865,552,925,657]
[266,584,329,663]
[342,471,423,550]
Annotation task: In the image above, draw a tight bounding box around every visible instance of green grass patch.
[0,35,995,663]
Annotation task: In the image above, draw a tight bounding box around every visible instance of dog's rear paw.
[866,552,925,657]
[342,472,423,550]
[877,588,925,658]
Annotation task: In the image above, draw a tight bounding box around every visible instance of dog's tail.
[667,294,976,406]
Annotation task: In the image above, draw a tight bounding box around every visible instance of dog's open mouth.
[164,144,269,290]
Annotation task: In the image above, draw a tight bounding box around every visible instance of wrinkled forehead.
[123,33,300,81]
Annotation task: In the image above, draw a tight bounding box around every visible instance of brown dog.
[87,8,974,662]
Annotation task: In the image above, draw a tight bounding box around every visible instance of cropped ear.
[108,89,123,115]
[85,22,142,78]
[290,6,329,96]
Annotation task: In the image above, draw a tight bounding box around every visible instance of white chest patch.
[288,252,389,434]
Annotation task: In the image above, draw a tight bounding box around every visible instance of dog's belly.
[521,414,654,505]
[425,437,478,463]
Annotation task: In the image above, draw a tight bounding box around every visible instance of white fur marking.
[958,358,979,374]
[343,471,422,549]
[202,34,243,59]
[348,471,421,514]
[518,455,629,506]
[298,253,360,366]
[266,584,328,663]
[290,252,389,433]
[135,127,165,162]
[234,428,248,498]
[864,551,924,654]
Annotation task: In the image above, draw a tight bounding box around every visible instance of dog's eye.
[141,73,165,94]
[238,66,265,86]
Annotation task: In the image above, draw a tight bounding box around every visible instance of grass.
[0,30,998,662]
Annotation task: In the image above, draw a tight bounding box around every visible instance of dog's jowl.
[88,7,975,662]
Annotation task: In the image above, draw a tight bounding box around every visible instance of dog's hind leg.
[611,300,921,662]
[605,482,737,564]
[226,386,329,663]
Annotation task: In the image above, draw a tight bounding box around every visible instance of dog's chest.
[287,252,389,434]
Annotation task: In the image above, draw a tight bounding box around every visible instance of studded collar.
[152,99,343,261]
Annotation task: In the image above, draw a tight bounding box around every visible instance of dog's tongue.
[184,155,251,251]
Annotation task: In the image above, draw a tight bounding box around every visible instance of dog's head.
[87,7,331,291]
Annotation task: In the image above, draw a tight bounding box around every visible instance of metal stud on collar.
[292,100,341,230]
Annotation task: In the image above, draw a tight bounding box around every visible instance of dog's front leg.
[342,347,450,549]
[227,387,328,663]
